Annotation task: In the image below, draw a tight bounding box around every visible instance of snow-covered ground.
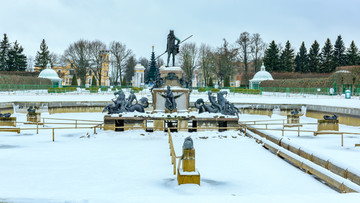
[1,112,360,202]
[239,113,360,173]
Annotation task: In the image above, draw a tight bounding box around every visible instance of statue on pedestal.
[166,30,180,67]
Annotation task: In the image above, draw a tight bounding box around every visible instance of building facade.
[35,52,110,86]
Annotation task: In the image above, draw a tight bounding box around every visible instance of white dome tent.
[38,63,62,87]
[249,63,273,89]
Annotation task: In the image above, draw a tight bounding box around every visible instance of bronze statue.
[103,90,148,114]
[195,91,240,117]
[166,30,180,67]
[165,85,177,111]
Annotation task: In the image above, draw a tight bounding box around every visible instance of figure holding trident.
[166,30,181,67]
[155,30,193,66]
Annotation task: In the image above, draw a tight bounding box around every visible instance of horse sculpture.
[195,91,240,117]
[103,90,148,114]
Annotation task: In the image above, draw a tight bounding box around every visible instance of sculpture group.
[0,112,11,118]
[195,91,240,116]
[103,90,148,114]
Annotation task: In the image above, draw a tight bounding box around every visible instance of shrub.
[210,88,220,93]
[232,88,260,94]
[48,87,77,93]
[198,87,206,92]
[131,86,141,93]
[85,87,99,93]
[71,75,78,86]
[101,87,109,91]
[91,76,97,86]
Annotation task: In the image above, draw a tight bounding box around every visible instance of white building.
[132,64,145,87]
[249,63,273,89]
[38,63,62,87]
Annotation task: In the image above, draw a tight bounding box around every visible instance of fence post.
[36,121,39,134]
[52,128,55,142]
[75,120,77,128]
[43,118,45,127]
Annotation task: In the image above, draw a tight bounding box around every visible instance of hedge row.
[48,87,77,93]
[0,75,52,85]
[230,88,260,94]
[260,78,333,88]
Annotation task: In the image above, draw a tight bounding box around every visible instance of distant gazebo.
[249,63,273,89]
[38,63,62,87]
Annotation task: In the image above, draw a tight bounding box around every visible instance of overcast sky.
[1,0,359,61]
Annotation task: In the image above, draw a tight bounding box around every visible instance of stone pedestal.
[27,112,41,123]
[152,88,189,113]
[287,114,300,124]
[160,66,184,87]
[317,119,339,131]
[177,148,200,185]
[0,117,16,127]
[182,149,195,171]
[103,116,145,131]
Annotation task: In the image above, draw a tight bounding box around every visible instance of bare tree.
[214,39,237,85]
[250,33,266,72]
[179,42,198,81]
[64,39,91,85]
[89,40,107,86]
[157,58,164,67]
[236,32,251,72]
[198,43,214,86]
[109,41,132,86]
[49,52,61,67]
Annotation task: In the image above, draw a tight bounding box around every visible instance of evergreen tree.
[35,39,50,70]
[346,40,359,65]
[279,40,295,72]
[308,40,321,72]
[333,35,346,67]
[295,42,309,73]
[71,74,78,86]
[125,55,136,82]
[320,38,335,73]
[263,40,280,72]
[0,34,10,71]
[224,76,230,87]
[121,77,127,86]
[7,41,27,71]
[146,46,157,83]
[208,77,214,87]
[91,75,97,86]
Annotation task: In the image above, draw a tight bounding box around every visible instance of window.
[89,70,92,75]
[69,70,75,75]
